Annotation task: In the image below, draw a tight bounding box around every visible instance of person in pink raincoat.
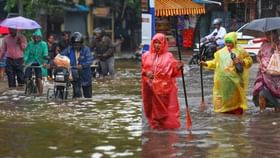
[253,30,280,112]
[142,33,184,130]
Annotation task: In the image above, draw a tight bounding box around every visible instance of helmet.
[212,18,222,25]
[94,27,105,36]
[71,32,83,44]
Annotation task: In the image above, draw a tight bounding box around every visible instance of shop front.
[224,0,257,28]
[141,0,205,52]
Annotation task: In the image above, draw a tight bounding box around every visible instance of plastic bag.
[53,54,70,69]
[266,50,280,76]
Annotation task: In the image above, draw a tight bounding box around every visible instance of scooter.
[189,37,218,65]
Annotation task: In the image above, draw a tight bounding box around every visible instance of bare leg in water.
[259,95,266,112]
[36,79,43,96]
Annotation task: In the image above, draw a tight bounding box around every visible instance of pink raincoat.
[142,33,181,130]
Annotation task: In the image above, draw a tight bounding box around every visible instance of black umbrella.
[243,17,280,36]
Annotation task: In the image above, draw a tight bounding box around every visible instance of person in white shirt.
[205,18,227,48]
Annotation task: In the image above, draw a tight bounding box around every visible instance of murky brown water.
[0,59,141,158]
[2,54,280,158]
[142,59,280,158]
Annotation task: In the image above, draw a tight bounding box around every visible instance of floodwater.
[0,59,142,158]
[142,59,280,158]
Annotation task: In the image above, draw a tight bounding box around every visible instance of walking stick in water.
[198,20,207,111]
[175,19,192,130]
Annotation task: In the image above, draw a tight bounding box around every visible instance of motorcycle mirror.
[213,32,218,36]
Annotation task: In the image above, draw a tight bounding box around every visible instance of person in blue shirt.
[60,32,93,98]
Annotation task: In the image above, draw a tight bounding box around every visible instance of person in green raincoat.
[201,32,253,114]
[24,29,48,95]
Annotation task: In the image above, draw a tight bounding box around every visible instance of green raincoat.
[24,29,48,77]
[205,32,253,113]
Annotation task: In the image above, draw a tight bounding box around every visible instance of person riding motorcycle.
[205,18,227,49]
[60,32,93,98]
[189,18,227,64]
[91,27,115,78]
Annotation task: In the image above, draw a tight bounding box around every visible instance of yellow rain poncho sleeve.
[204,32,253,113]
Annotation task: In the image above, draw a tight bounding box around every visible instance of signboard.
[93,7,110,17]
[141,13,152,45]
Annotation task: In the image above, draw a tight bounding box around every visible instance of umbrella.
[0,16,41,30]
[243,17,280,36]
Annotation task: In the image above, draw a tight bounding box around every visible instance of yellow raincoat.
[205,32,253,113]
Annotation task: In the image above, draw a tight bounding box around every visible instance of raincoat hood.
[224,32,237,47]
[32,29,42,37]
[149,33,168,54]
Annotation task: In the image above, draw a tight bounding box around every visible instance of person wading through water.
[201,32,253,115]
[142,33,184,130]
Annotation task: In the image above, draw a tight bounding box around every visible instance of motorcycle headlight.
[55,74,65,81]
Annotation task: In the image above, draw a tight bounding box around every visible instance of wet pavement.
[0,59,141,158]
[142,55,280,158]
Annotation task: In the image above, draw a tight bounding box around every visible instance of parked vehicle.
[236,23,263,62]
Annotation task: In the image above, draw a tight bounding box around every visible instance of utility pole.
[17,0,23,16]
[258,0,262,18]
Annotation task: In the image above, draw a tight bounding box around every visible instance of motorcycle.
[189,33,219,65]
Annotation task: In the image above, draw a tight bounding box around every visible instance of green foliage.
[4,0,59,18]
[127,0,140,9]
[127,0,141,18]
[4,0,17,12]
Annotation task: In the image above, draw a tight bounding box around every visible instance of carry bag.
[266,48,280,76]
[53,54,70,69]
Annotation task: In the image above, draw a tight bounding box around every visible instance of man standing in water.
[0,28,26,88]
[61,32,93,98]
[47,33,60,80]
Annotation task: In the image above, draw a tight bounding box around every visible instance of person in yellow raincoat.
[201,32,253,114]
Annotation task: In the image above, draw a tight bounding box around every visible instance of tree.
[111,0,141,50]
[4,0,83,18]
[4,0,84,39]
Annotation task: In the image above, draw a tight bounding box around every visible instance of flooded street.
[142,56,280,158]
[0,60,142,158]
[1,53,280,158]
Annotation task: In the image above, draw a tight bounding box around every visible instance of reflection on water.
[143,63,280,158]
[0,60,141,158]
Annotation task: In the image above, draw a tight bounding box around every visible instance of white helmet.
[212,18,222,25]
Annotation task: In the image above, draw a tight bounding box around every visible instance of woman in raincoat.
[142,33,183,130]
[201,32,253,114]
[253,30,280,112]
